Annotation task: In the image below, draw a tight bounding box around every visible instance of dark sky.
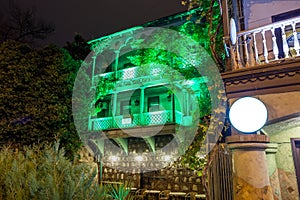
[0,0,187,46]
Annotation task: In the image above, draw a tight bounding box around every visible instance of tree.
[64,34,91,61]
[182,0,225,71]
[0,1,54,44]
[0,40,81,159]
[178,2,229,198]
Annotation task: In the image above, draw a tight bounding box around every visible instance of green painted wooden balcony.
[90,110,192,131]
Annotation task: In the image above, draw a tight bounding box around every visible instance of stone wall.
[78,135,205,193]
[101,164,204,193]
[264,119,300,199]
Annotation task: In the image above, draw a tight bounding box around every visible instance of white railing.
[117,67,137,80]
[91,110,191,130]
[93,65,163,87]
[142,110,171,126]
[231,16,300,70]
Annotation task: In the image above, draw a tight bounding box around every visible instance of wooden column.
[140,87,145,125]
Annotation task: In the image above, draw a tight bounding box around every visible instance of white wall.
[242,0,300,29]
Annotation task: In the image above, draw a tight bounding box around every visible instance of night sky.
[0,0,187,46]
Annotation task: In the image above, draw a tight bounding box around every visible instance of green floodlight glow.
[229,97,268,133]
[183,80,195,85]
[73,26,226,172]
[88,26,144,45]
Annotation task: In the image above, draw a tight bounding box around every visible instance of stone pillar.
[227,135,274,200]
[266,143,282,200]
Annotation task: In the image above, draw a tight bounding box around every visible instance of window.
[148,96,160,112]
[120,100,131,115]
[97,109,108,118]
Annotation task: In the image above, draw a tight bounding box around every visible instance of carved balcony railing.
[231,16,300,70]
[92,65,164,87]
[90,110,192,131]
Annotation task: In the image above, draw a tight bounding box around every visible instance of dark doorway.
[291,138,300,196]
[148,96,160,112]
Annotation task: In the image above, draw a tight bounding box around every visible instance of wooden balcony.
[92,65,164,87]
[89,110,192,131]
[230,16,300,70]
[223,17,300,98]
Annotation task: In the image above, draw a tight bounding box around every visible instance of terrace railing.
[90,110,190,131]
[230,16,300,70]
[92,65,164,87]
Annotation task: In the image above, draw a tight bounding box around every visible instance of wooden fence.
[208,144,233,200]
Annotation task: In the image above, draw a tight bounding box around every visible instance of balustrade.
[231,16,300,70]
[91,110,189,130]
[93,65,166,87]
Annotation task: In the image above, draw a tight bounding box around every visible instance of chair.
[159,190,170,200]
[185,192,197,200]
[134,189,146,200]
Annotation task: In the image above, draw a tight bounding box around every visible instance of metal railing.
[231,16,300,70]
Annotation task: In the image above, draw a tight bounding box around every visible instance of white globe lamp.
[229,97,268,133]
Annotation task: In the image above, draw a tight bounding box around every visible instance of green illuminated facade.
[85,8,209,191]
[88,7,206,133]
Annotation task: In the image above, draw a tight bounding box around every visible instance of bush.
[0,142,108,200]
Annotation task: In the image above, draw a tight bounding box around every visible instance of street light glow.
[229,97,268,133]
[109,155,119,162]
[135,155,143,162]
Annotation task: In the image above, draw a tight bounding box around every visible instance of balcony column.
[181,89,186,117]
[186,90,190,116]
[112,92,118,127]
[182,89,191,115]
[114,49,120,79]
[88,115,93,130]
[140,87,145,125]
[91,55,96,87]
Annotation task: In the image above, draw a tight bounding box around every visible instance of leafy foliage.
[0,40,81,159]
[182,0,225,71]
[0,143,109,200]
[64,34,91,61]
[107,182,134,200]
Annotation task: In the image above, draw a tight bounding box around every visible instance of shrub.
[0,142,108,200]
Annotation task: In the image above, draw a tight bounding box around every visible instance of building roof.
[88,7,201,45]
